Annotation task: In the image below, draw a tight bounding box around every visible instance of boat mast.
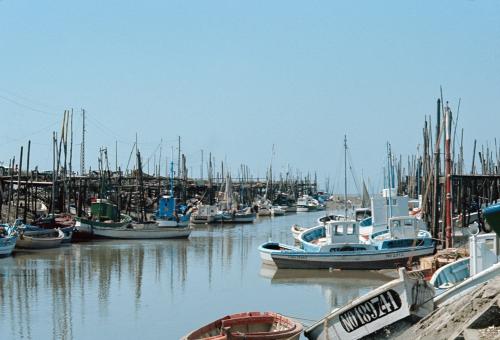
[170,159,174,197]
[387,142,393,219]
[344,135,348,219]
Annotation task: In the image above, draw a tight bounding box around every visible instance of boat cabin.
[157,195,176,219]
[388,216,420,239]
[325,220,360,244]
[196,205,217,216]
[370,189,409,229]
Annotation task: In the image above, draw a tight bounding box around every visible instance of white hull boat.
[271,206,286,216]
[258,241,303,265]
[305,268,435,339]
[91,223,192,239]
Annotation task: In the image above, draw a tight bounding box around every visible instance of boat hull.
[305,268,434,340]
[271,245,436,270]
[90,225,192,239]
[213,213,256,223]
[258,242,303,265]
[190,215,215,224]
[16,230,64,249]
[182,311,303,340]
[0,236,17,257]
[157,219,190,228]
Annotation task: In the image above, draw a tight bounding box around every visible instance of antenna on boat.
[387,142,393,219]
[170,147,175,197]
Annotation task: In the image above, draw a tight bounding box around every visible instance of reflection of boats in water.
[259,264,395,283]
[260,264,395,312]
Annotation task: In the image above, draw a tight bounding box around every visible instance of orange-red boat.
[182,312,303,340]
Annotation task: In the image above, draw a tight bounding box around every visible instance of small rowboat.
[182,311,303,340]
[16,228,65,249]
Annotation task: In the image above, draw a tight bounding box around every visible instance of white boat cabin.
[325,220,360,244]
[196,205,217,216]
[370,188,409,229]
[318,221,374,252]
[371,216,428,243]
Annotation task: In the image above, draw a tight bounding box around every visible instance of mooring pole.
[445,104,453,248]
[433,99,441,241]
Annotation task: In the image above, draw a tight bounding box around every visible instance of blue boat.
[0,224,18,257]
[156,195,191,227]
[271,217,435,270]
[155,160,192,228]
[483,202,500,234]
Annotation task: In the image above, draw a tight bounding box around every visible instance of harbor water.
[0,210,394,340]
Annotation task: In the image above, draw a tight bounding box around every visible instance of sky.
[1,0,499,194]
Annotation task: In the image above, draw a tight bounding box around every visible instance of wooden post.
[15,146,23,220]
[23,141,31,222]
[445,105,453,248]
[433,99,441,241]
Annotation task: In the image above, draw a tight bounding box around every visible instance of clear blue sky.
[1,1,499,194]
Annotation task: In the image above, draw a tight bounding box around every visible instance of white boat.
[432,230,500,306]
[272,219,435,270]
[317,214,344,224]
[271,206,286,216]
[91,222,192,239]
[305,268,435,340]
[16,228,64,249]
[296,195,319,212]
[258,241,303,265]
[213,207,256,223]
[256,199,272,216]
[359,188,413,239]
[190,204,217,224]
[0,224,18,257]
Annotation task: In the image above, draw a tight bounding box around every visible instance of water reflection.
[260,265,395,309]
[0,211,392,339]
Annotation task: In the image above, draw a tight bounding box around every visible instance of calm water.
[0,210,394,340]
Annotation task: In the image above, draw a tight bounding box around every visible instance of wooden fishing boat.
[182,311,303,340]
[0,224,18,257]
[90,222,192,239]
[272,219,435,270]
[21,224,74,243]
[75,199,132,237]
[258,241,303,265]
[16,228,64,249]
